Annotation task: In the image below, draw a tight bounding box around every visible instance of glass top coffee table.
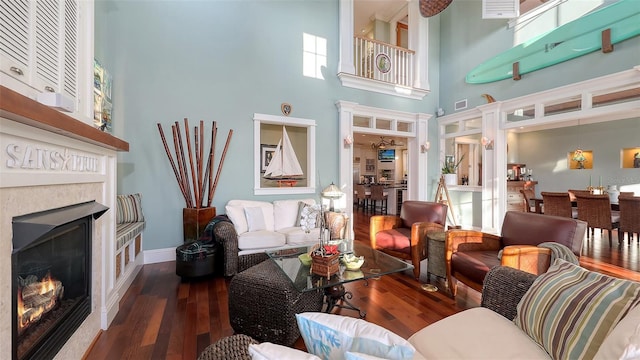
[266,242,413,318]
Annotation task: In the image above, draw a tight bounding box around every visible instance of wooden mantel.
[0,85,129,152]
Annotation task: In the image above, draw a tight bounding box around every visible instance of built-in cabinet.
[1,0,89,116]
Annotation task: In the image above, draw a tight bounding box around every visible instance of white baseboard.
[143,247,175,264]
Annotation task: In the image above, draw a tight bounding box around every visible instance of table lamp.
[322,182,344,211]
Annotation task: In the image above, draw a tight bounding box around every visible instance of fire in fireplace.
[11,201,107,360]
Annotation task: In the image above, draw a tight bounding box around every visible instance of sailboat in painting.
[263,126,305,186]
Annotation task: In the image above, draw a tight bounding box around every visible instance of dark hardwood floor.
[85,209,640,359]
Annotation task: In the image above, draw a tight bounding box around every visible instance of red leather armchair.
[445,211,587,296]
[370,201,448,279]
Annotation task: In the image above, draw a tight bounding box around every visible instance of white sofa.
[225,199,321,255]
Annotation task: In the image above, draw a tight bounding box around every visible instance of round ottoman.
[197,334,258,360]
[228,259,324,346]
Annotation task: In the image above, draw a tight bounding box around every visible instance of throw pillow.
[296,312,415,360]
[295,201,308,227]
[300,204,321,233]
[116,193,144,224]
[244,207,266,232]
[345,352,388,360]
[248,342,321,360]
[514,259,640,360]
[225,205,249,234]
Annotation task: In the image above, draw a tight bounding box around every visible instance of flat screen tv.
[378,149,395,161]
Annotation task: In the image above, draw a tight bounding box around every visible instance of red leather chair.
[370,201,448,279]
[445,211,586,297]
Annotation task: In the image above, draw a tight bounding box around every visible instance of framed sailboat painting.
[254,113,316,195]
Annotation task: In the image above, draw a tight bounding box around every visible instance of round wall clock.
[281,103,292,116]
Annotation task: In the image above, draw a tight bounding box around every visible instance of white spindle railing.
[354,36,415,87]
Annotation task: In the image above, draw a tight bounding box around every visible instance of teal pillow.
[514,259,640,360]
[296,312,415,360]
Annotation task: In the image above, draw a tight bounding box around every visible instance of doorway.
[336,101,432,237]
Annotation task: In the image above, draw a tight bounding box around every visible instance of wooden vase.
[182,207,216,243]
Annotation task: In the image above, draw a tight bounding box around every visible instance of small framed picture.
[261,144,277,172]
[281,103,292,116]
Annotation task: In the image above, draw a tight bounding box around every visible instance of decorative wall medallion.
[281,103,292,116]
[376,53,391,73]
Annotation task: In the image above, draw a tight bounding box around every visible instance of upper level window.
[303,33,326,80]
[509,0,607,44]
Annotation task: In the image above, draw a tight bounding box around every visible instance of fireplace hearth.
[12,201,107,360]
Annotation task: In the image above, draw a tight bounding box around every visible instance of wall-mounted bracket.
[602,28,613,53]
[512,61,521,81]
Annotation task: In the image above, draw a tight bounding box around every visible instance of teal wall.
[94,0,439,250]
[516,118,640,196]
[437,0,640,114]
[95,0,639,251]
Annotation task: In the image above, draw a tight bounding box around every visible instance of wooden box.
[183,207,216,243]
[311,252,340,278]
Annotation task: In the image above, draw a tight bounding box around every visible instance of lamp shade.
[322,182,344,199]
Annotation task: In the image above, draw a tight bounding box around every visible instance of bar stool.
[369,184,388,214]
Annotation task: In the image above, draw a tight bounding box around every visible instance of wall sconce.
[481,136,494,150]
[420,141,431,153]
[343,135,353,146]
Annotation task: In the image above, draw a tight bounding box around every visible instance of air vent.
[483,0,519,19]
[454,99,468,111]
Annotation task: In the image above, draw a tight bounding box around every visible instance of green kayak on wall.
[465,0,640,84]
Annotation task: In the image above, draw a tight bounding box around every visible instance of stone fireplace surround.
[1,86,129,359]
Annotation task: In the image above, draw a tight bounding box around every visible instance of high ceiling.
[354,0,547,35]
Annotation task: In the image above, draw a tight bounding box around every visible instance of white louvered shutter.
[0,0,32,81]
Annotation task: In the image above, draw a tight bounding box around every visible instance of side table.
[426,231,446,285]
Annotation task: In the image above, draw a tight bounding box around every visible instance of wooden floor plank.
[85,208,640,359]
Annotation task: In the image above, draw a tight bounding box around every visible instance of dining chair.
[355,184,370,212]
[618,192,634,201]
[568,189,591,202]
[540,192,576,218]
[369,184,388,214]
[618,195,640,244]
[575,193,621,246]
[519,189,536,213]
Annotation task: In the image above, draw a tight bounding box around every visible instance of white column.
[408,0,429,90]
[338,0,356,74]
[479,102,504,232]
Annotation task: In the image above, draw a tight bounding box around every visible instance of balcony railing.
[354,36,415,88]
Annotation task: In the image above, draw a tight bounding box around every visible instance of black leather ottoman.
[175,241,219,278]
[228,259,324,346]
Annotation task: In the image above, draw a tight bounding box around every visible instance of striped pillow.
[514,259,640,360]
[116,193,144,224]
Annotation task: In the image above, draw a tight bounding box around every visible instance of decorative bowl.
[342,254,364,271]
[298,253,312,266]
